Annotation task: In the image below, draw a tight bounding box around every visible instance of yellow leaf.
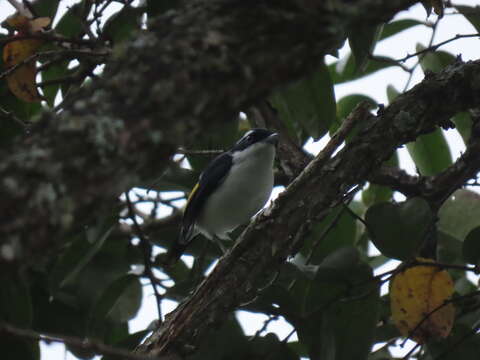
[4,14,50,33]
[3,39,43,102]
[2,15,51,102]
[390,258,454,344]
[29,17,51,33]
[5,14,31,32]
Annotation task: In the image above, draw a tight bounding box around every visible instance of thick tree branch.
[137,60,480,357]
[369,117,480,208]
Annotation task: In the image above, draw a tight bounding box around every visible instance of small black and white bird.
[168,129,278,261]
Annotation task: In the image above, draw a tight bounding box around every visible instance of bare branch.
[397,33,479,63]
[125,191,163,321]
[0,322,154,360]
[369,117,480,208]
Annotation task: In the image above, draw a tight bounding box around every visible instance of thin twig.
[402,343,421,360]
[287,101,372,196]
[0,49,108,82]
[125,191,163,322]
[402,290,480,347]
[434,323,480,360]
[369,55,412,72]
[249,315,279,341]
[0,52,40,80]
[412,259,479,274]
[0,32,98,47]
[177,148,224,156]
[396,33,479,63]
[0,106,30,131]
[0,322,153,360]
[305,205,346,265]
[402,17,441,92]
[281,328,296,343]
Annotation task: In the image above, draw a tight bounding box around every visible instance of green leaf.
[368,346,393,360]
[437,230,463,265]
[146,0,180,16]
[271,60,336,140]
[455,5,480,33]
[330,94,377,135]
[386,84,400,102]
[365,197,434,260]
[348,24,383,71]
[0,105,26,148]
[438,189,480,241]
[33,0,60,19]
[287,341,309,358]
[362,183,393,207]
[0,272,32,327]
[319,264,379,360]
[186,118,239,171]
[302,206,357,264]
[420,1,433,17]
[299,247,360,359]
[362,153,398,206]
[41,60,69,107]
[305,247,360,315]
[249,333,299,360]
[368,254,391,270]
[55,3,89,38]
[102,330,150,360]
[379,19,423,41]
[88,274,142,337]
[188,315,248,360]
[336,94,377,122]
[425,325,480,360]
[31,271,86,333]
[463,226,480,265]
[50,225,114,291]
[58,65,80,99]
[154,254,190,282]
[146,162,197,193]
[406,129,452,176]
[0,335,39,360]
[302,252,378,360]
[451,111,472,144]
[374,322,400,344]
[329,55,396,85]
[244,284,299,322]
[416,44,456,73]
[103,6,143,44]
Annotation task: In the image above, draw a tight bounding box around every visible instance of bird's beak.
[265,132,279,146]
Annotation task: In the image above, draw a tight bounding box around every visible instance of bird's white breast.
[197,143,275,240]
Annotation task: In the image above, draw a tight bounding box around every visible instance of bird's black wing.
[167,152,232,261]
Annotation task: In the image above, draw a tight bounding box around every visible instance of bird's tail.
[164,224,196,265]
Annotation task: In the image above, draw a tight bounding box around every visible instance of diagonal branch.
[136,60,480,357]
[369,115,480,208]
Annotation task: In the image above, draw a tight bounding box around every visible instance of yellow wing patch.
[186,183,200,208]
